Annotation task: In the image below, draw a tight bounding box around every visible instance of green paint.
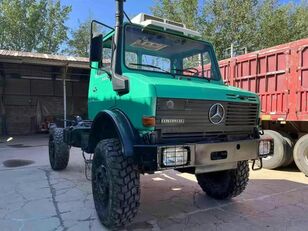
[88,23,259,133]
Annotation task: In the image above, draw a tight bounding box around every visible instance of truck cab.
[48,2,272,229]
[88,13,265,173]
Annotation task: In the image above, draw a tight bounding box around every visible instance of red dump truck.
[209,38,308,175]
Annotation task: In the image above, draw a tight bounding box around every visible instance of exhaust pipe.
[112,0,129,94]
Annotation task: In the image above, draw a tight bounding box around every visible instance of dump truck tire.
[261,130,289,169]
[92,139,140,229]
[293,134,308,176]
[196,161,249,200]
[48,128,70,171]
[280,132,294,167]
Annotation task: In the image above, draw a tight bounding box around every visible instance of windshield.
[124,24,219,80]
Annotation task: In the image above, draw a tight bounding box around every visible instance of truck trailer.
[211,39,308,175]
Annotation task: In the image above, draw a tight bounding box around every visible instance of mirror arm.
[91,20,114,37]
[91,66,112,79]
[101,69,112,79]
[112,73,129,95]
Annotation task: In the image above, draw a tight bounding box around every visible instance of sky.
[61,0,155,30]
[61,0,301,30]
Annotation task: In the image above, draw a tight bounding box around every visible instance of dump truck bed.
[208,39,308,122]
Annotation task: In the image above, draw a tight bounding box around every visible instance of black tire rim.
[94,164,110,214]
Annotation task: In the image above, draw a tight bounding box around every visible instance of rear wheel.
[196,161,249,200]
[48,128,70,170]
[261,130,289,169]
[293,134,308,176]
[92,138,140,229]
[280,132,294,167]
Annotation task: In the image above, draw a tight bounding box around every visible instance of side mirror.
[90,34,103,65]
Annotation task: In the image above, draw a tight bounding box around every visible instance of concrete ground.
[0,135,307,231]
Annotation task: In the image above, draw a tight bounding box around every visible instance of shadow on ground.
[126,170,308,231]
[0,136,307,231]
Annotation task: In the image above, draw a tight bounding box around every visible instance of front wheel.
[92,138,140,229]
[196,161,249,200]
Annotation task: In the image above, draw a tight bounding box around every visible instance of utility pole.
[63,64,68,128]
[225,43,248,58]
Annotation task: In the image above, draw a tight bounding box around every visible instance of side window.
[183,54,201,76]
[182,51,212,77]
[202,52,212,78]
[183,54,201,70]
[142,55,170,72]
[126,52,137,68]
[102,36,113,67]
[103,48,112,67]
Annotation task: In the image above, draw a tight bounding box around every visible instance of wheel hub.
[95,165,110,205]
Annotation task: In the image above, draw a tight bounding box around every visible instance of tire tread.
[49,128,70,170]
[196,161,249,200]
[92,139,140,228]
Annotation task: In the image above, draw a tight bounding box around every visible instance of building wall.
[0,62,89,135]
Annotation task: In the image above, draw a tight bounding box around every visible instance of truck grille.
[156,98,258,141]
[225,102,258,126]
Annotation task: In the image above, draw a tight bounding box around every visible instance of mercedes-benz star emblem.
[209,103,225,124]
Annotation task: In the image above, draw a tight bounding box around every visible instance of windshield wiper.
[171,68,196,74]
[171,68,210,82]
[129,63,175,78]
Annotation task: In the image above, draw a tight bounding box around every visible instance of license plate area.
[211,151,228,160]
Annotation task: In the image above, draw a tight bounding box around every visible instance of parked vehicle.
[211,39,308,175]
[48,0,272,228]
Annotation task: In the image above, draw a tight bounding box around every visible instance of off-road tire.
[261,130,289,169]
[92,139,140,229]
[48,128,70,170]
[293,134,308,176]
[196,161,249,200]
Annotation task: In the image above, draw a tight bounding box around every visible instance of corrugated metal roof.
[0,49,88,62]
[0,49,89,68]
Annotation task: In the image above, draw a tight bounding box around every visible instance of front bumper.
[135,139,269,174]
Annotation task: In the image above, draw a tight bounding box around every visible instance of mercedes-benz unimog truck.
[48,0,272,228]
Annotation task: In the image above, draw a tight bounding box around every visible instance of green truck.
[48,0,272,228]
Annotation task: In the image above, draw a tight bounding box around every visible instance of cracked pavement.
[0,134,308,231]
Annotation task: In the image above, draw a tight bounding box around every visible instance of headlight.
[259,140,271,156]
[162,147,189,166]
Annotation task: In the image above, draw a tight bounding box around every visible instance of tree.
[289,1,308,41]
[66,19,92,57]
[255,0,292,50]
[66,18,109,57]
[0,0,71,54]
[151,0,308,60]
[200,0,258,59]
[151,0,199,30]
[152,0,258,58]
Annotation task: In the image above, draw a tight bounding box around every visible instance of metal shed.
[0,50,90,135]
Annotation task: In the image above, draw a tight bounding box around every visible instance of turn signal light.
[142,116,156,127]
